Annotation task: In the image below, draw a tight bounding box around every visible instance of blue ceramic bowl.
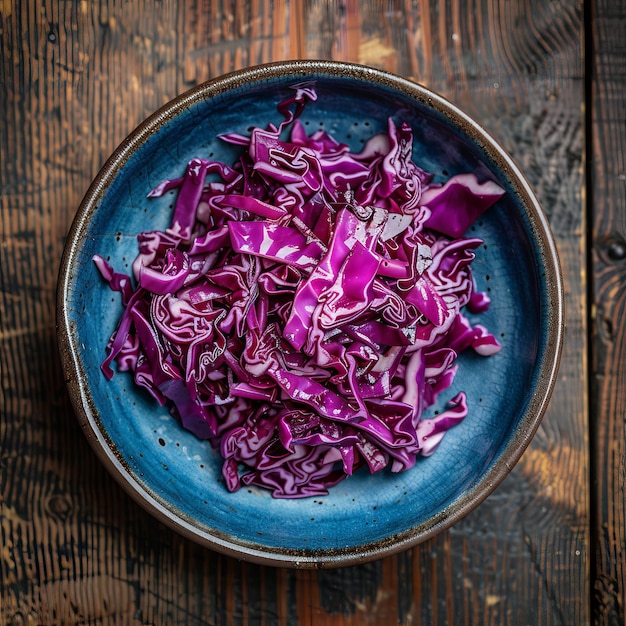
[57,61,563,567]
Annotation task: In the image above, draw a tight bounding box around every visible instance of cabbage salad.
[94,83,504,498]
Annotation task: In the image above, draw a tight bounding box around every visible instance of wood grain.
[0,0,589,624]
[590,1,626,624]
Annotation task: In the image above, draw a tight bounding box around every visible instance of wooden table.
[1,1,624,623]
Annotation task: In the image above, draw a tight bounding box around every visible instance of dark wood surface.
[590,0,626,623]
[1,0,623,623]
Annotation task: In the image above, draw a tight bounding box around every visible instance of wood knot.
[45,494,73,521]
[606,239,626,261]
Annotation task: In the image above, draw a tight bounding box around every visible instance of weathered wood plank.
[590,0,626,624]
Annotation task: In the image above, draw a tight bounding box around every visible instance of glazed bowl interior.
[57,60,563,568]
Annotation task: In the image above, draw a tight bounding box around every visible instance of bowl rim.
[57,59,564,568]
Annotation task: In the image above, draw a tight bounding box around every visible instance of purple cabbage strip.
[94,87,504,498]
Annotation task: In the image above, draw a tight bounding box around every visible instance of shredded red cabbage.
[94,84,504,498]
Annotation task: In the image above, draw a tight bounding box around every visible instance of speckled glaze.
[57,60,564,568]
